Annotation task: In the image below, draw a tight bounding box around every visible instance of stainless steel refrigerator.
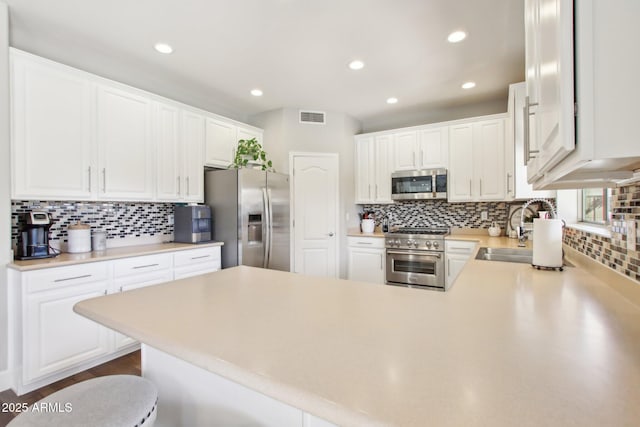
[204,169,290,271]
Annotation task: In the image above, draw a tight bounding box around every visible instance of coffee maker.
[173,205,213,243]
[16,211,57,260]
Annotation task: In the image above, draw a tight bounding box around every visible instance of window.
[581,188,613,224]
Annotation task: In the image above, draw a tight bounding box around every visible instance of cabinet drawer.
[174,246,220,267]
[347,236,385,249]
[113,253,172,278]
[25,262,110,293]
[445,240,477,254]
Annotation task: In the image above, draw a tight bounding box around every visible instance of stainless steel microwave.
[391,169,447,200]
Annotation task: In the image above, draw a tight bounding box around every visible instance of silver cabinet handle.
[368,185,371,199]
[412,151,416,168]
[177,176,181,195]
[119,286,123,292]
[469,180,472,196]
[380,254,383,270]
[357,242,373,245]
[54,274,92,283]
[102,168,106,193]
[375,184,378,199]
[449,247,471,251]
[447,258,450,276]
[506,173,512,195]
[523,96,539,165]
[88,166,92,192]
[420,150,424,168]
[186,176,190,196]
[479,179,482,196]
[191,255,211,260]
[133,263,159,269]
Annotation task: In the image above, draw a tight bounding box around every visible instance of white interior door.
[291,153,339,278]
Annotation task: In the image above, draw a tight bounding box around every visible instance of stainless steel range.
[385,227,449,291]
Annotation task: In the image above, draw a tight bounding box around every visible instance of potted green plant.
[230,138,274,171]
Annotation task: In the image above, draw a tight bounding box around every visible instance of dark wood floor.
[0,350,140,426]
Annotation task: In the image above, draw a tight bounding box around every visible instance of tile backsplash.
[11,200,174,250]
[563,184,640,283]
[362,200,512,229]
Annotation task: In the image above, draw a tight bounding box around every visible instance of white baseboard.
[0,368,12,392]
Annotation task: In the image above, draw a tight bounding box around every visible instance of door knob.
[327,232,334,237]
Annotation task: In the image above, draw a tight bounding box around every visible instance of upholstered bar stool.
[8,375,157,427]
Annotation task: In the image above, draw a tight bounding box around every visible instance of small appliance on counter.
[174,205,213,243]
[15,211,58,260]
[532,219,564,270]
[67,221,92,253]
[92,230,107,251]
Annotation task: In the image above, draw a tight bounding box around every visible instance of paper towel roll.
[532,219,563,268]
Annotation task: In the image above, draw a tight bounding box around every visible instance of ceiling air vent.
[299,110,326,125]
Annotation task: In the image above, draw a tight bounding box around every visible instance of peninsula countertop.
[74,247,640,426]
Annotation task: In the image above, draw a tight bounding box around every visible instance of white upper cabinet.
[524,0,640,188]
[96,84,155,200]
[392,126,448,173]
[393,131,418,171]
[417,127,448,169]
[354,135,393,204]
[11,51,95,200]
[10,48,260,201]
[448,116,507,202]
[155,101,182,201]
[505,82,556,200]
[181,110,205,202]
[205,118,237,168]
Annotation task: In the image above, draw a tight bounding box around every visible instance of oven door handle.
[386,250,441,259]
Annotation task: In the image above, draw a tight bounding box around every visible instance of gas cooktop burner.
[388,227,450,236]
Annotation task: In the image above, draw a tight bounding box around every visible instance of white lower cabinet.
[9,245,222,395]
[174,246,221,279]
[22,263,111,384]
[347,237,385,284]
[445,240,477,288]
[112,253,174,350]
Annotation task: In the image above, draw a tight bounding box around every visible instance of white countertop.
[74,241,640,426]
[8,241,224,271]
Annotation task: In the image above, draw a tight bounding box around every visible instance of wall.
[11,201,174,252]
[360,96,508,133]
[250,108,362,278]
[0,1,10,384]
[564,184,640,283]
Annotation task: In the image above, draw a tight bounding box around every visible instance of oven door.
[386,249,444,290]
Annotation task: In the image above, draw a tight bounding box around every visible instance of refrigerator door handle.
[262,187,270,268]
[267,187,274,269]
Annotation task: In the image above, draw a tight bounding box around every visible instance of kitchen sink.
[475,247,533,264]
[474,247,573,267]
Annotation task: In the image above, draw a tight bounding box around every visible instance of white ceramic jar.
[67,222,91,253]
[92,230,107,251]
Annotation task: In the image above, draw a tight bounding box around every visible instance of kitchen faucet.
[517,198,557,247]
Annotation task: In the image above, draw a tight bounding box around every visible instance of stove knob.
[394,239,401,246]
[414,241,420,248]
[406,239,414,247]
[425,241,432,248]
[432,241,440,249]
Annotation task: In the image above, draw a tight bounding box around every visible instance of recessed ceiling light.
[250,89,263,97]
[154,43,173,54]
[349,60,365,70]
[386,97,398,104]
[447,31,467,43]
[462,81,476,89]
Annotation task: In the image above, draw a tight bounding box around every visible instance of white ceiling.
[4,0,525,129]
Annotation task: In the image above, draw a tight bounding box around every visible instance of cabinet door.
[348,247,385,284]
[97,85,154,200]
[418,127,448,169]
[11,51,95,200]
[374,135,393,203]
[24,281,110,382]
[474,119,506,200]
[182,110,206,202]
[237,126,262,146]
[205,118,237,168]
[113,270,174,351]
[446,253,469,288]
[393,131,417,171]
[448,124,474,201]
[529,0,575,174]
[155,102,182,201]
[354,137,374,203]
